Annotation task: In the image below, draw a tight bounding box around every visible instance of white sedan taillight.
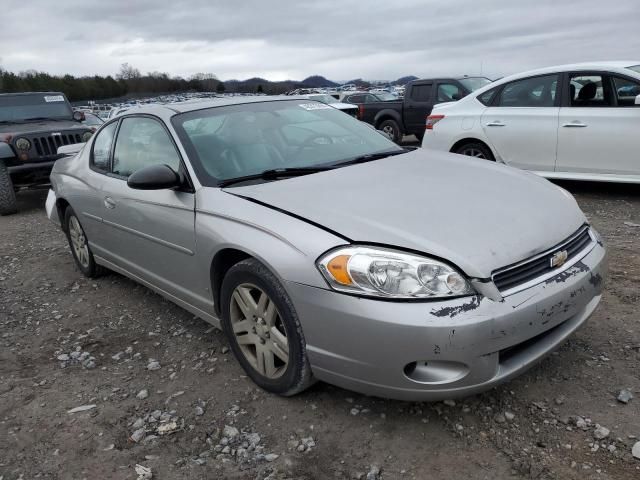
[426,114,445,130]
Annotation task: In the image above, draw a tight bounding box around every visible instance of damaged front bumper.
[288,240,606,401]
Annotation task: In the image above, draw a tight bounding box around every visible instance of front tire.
[0,160,18,216]
[220,258,314,396]
[64,206,103,278]
[378,119,401,143]
[454,142,495,160]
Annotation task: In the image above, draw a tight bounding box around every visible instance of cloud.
[1,0,639,81]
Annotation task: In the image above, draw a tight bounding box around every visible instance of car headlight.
[15,137,31,151]
[317,246,475,299]
[82,131,93,142]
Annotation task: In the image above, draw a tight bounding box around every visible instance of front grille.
[492,226,593,293]
[29,133,83,157]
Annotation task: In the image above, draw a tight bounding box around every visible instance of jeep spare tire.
[0,160,18,216]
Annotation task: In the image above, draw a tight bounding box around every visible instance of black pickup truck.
[358,77,491,143]
[0,92,93,215]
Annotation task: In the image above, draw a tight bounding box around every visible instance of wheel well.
[450,138,494,159]
[210,248,251,316]
[56,198,70,231]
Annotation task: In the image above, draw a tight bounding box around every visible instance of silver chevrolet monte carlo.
[46,97,606,401]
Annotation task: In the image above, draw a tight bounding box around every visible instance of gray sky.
[2,0,639,81]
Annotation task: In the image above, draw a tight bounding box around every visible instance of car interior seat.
[221,113,285,175]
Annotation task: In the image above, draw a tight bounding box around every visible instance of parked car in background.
[81,112,104,131]
[0,92,93,215]
[356,77,491,142]
[47,96,605,400]
[422,62,640,183]
[297,94,358,117]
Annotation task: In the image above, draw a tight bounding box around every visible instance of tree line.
[0,63,227,102]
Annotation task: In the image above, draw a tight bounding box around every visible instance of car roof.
[112,96,326,118]
[465,61,640,99]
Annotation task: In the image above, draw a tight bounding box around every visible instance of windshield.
[172,100,402,186]
[308,94,338,104]
[0,93,73,122]
[626,65,640,74]
[373,92,397,101]
[458,77,492,92]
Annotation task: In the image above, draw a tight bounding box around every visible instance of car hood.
[0,120,88,135]
[227,149,586,278]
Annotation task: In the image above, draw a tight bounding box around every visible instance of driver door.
[98,115,201,305]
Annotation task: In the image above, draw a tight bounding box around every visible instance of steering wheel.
[294,134,334,156]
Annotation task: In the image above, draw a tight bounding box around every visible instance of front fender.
[194,188,346,292]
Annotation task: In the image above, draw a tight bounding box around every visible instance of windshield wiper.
[218,166,334,187]
[333,149,407,167]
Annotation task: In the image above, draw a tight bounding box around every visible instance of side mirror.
[377,129,393,141]
[73,111,85,122]
[635,94,640,105]
[127,164,181,190]
[452,93,466,101]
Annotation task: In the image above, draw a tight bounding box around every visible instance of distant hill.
[222,74,418,94]
[300,75,339,88]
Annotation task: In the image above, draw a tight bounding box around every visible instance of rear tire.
[64,206,104,278]
[0,160,18,216]
[454,142,494,160]
[220,258,314,396]
[378,119,402,144]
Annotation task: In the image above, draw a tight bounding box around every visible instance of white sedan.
[422,62,640,183]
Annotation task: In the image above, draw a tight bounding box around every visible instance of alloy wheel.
[69,216,90,268]
[461,147,487,158]
[229,283,289,379]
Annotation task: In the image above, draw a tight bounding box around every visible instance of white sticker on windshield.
[298,103,332,111]
[44,95,65,102]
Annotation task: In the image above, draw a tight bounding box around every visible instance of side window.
[91,122,117,172]
[497,74,558,107]
[409,84,432,102]
[112,117,181,177]
[437,83,465,102]
[364,94,379,103]
[612,76,640,107]
[569,74,612,107]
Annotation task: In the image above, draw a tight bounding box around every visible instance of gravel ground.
[1,181,639,480]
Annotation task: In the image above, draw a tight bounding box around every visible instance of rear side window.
[477,87,498,106]
[612,76,640,107]
[497,74,558,107]
[91,122,117,172]
[346,95,364,104]
[409,84,432,102]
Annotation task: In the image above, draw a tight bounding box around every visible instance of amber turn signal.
[326,255,353,285]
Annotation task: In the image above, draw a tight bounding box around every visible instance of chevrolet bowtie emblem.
[550,250,569,268]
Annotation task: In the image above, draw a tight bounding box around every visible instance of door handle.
[104,196,116,209]
[562,122,587,128]
[486,121,505,127]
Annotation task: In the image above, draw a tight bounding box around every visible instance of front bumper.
[7,160,57,174]
[288,241,606,401]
